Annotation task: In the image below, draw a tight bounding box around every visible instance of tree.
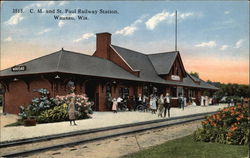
[190,71,199,78]
[206,80,250,102]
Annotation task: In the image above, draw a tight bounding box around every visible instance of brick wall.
[165,57,185,82]
[4,78,52,114]
[96,83,107,111]
[93,33,139,77]
[93,32,111,59]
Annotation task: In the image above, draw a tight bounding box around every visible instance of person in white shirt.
[117,96,123,110]
[117,97,123,103]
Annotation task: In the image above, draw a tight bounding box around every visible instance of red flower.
[239,114,244,118]
[227,132,232,137]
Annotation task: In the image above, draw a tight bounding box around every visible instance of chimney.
[94,32,112,59]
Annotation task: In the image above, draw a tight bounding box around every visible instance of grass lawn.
[122,135,248,158]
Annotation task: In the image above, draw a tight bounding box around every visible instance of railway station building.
[0,32,218,114]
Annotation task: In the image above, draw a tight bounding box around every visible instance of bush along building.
[0,32,218,114]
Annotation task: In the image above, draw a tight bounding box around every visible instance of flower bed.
[18,88,93,124]
[193,103,249,145]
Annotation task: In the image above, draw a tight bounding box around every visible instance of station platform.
[0,104,227,142]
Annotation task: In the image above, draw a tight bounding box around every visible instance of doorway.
[85,80,98,110]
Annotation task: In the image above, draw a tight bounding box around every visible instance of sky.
[1,1,249,85]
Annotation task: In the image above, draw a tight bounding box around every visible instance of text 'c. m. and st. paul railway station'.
[0,32,218,114]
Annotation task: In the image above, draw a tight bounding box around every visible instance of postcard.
[0,1,249,158]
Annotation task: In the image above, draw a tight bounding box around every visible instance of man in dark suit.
[164,93,171,118]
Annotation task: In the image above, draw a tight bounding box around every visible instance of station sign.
[11,65,26,72]
[171,75,180,81]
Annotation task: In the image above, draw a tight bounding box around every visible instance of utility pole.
[175,10,177,51]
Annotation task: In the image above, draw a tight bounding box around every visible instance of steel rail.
[0,111,215,148]
[0,111,215,157]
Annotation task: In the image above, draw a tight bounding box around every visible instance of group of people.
[110,93,173,118]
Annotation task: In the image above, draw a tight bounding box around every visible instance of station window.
[106,84,112,97]
[119,87,129,98]
[170,87,177,97]
[143,85,149,96]
[177,87,183,97]
[106,84,112,94]
[189,89,196,98]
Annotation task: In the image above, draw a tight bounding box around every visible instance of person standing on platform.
[178,94,182,109]
[145,95,150,112]
[106,93,113,111]
[112,98,118,113]
[132,96,137,111]
[117,96,123,110]
[180,95,184,110]
[126,96,133,111]
[164,93,171,118]
[184,97,187,107]
[157,94,164,117]
[136,93,143,106]
[150,95,157,114]
[68,97,77,126]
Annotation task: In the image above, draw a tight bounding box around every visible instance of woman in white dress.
[112,98,118,113]
[150,95,157,114]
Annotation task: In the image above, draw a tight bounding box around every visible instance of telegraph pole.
[175,10,177,51]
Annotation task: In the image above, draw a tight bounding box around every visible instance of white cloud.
[58,21,65,27]
[24,1,56,10]
[5,13,24,25]
[234,39,245,48]
[145,10,195,30]
[194,41,217,48]
[179,12,194,20]
[73,33,94,43]
[4,37,13,42]
[220,45,229,51]
[115,16,144,36]
[37,28,52,35]
[133,18,143,25]
[146,11,174,30]
[115,26,137,36]
[7,1,58,25]
[224,11,230,14]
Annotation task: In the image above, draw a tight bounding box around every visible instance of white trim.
[56,50,63,71]
[110,45,140,72]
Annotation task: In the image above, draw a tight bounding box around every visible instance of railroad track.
[0,111,215,157]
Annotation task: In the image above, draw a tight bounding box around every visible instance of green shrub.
[37,104,68,123]
[19,88,56,119]
[18,89,93,124]
[53,94,94,121]
[193,103,249,145]
[37,101,93,123]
